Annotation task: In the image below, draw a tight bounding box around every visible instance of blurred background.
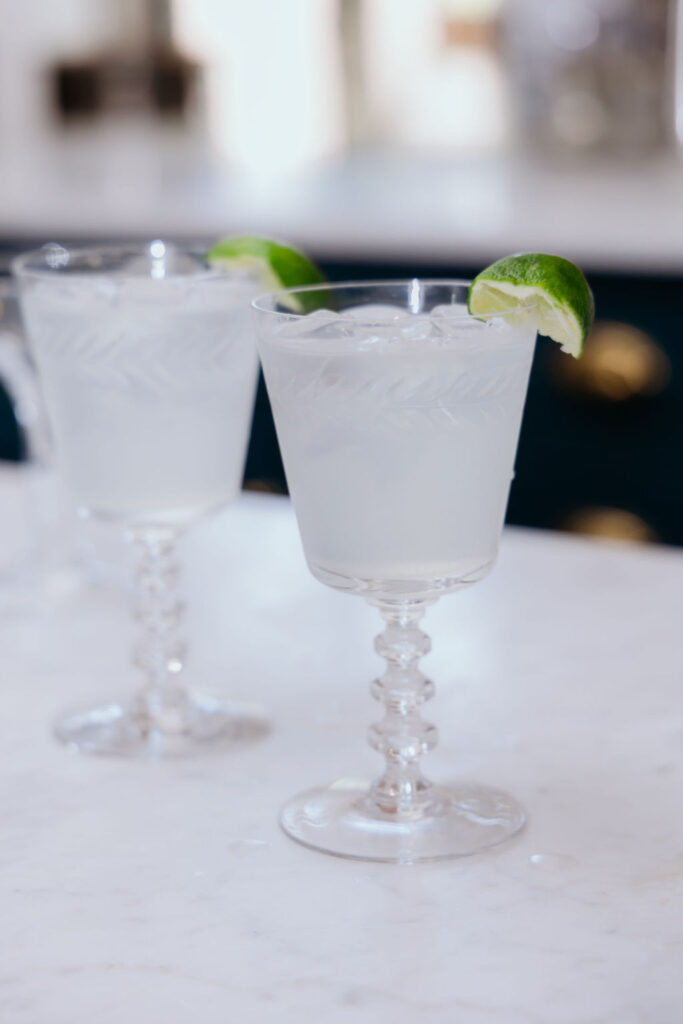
[0,0,682,545]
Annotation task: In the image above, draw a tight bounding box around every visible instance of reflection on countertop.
[3,144,683,273]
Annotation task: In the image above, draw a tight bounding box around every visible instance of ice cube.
[323,304,399,350]
[396,314,435,341]
[356,331,399,351]
[344,303,406,321]
[430,303,506,332]
[429,303,469,320]
[93,278,119,301]
[427,302,508,346]
[278,308,355,342]
[308,308,341,319]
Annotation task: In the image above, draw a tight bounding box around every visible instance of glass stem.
[127,525,187,730]
[367,599,438,818]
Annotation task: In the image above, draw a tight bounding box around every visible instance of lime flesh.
[469,253,594,358]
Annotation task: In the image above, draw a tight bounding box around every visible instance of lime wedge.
[207,235,325,311]
[468,253,594,358]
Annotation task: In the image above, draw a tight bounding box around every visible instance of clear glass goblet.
[254,280,537,861]
[13,243,266,756]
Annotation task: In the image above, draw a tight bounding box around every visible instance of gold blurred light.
[562,507,657,544]
[554,321,670,401]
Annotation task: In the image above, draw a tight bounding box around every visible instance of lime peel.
[468,253,594,358]
[207,235,325,312]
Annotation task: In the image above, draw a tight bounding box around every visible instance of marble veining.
[1,476,683,1022]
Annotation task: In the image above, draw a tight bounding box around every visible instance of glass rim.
[10,242,258,284]
[251,278,536,325]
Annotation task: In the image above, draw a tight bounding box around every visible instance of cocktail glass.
[13,243,265,756]
[254,280,537,861]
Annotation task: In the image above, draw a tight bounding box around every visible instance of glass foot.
[280,780,525,862]
[54,693,269,757]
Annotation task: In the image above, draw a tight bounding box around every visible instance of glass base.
[54,693,269,758]
[280,779,525,862]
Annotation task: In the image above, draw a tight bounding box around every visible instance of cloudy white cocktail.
[255,280,537,861]
[14,243,263,756]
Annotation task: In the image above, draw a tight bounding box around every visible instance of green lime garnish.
[468,253,594,358]
[207,235,325,312]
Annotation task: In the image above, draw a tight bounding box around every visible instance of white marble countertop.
[2,479,683,1023]
[3,144,683,274]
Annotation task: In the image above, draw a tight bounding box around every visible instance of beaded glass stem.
[129,527,188,736]
[280,597,526,862]
[367,600,437,817]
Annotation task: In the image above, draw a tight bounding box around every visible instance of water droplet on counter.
[227,838,270,854]
[530,852,578,870]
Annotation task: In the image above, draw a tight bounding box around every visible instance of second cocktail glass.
[14,243,264,756]
[254,280,537,861]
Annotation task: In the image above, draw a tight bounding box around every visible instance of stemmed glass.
[13,243,265,756]
[254,280,537,861]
